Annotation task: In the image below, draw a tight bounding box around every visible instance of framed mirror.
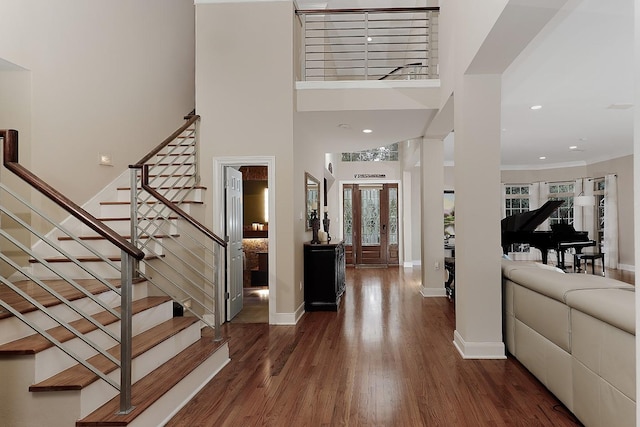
[305,172,320,230]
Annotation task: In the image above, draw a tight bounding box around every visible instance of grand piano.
[501,200,596,269]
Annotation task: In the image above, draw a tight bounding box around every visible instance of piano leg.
[541,250,549,264]
[556,249,567,271]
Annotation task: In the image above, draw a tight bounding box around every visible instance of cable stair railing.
[0,129,145,414]
[297,7,439,81]
[129,114,227,342]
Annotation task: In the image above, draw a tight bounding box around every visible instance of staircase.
[0,117,230,426]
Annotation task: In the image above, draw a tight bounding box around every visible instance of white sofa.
[502,259,635,427]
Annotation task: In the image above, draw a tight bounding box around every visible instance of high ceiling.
[295,0,634,169]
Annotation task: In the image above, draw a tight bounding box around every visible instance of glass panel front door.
[343,183,399,266]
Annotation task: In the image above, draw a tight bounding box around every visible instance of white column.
[420,137,446,297]
[403,170,413,268]
[635,3,640,423]
[453,74,505,359]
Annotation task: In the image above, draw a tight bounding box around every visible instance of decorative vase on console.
[310,209,321,244]
[322,209,331,243]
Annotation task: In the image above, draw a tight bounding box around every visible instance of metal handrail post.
[214,243,222,342]
[301,13,307,81]
[194,119,201,186]
[118,251,135,414]
[364,11,369,80]
[428,10,437,78]
[130,168,141,278]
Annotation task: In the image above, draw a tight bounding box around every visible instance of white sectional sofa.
[502,259,635,427]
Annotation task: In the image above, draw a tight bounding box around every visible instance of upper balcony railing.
[296,7,439,82]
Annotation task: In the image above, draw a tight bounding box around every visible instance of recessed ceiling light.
[362,129,373,134]
[569,145,578,150]
[530,105,543,110]
[367,37,373,42]
[539,156,546,160]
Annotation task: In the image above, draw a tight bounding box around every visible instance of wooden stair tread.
[116,186,206,191]
[0,279,121,320]
[30,317,199,392]
[96,216,179,222]
[76,334,227,426]
[29,255,162,264]
[0,297,171,355]
[57,234,177,241]
[100,201,202,206]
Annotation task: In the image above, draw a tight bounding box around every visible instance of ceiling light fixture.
[367,37,373,42]
[362,129,373,134]
[569,145,578,150]
[530,105,542,110]
[539,156,546,160]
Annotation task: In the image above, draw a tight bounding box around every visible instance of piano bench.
[574,252,605,276]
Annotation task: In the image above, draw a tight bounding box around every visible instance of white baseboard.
[269,302,305,325]
[403,260,421,268]
[453,330,506,359]
[420,286,446,298]
[618,263,635,272]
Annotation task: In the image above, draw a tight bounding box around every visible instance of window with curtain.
[504,185,531,252]
[594,178,605,244]
[548,182,574,225]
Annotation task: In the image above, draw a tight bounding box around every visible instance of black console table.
[304,241,346,311]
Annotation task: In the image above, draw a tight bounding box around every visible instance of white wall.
[196,1,300,319]
[0,0,196,206]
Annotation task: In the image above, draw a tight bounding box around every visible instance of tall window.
[504,185,530,252]
[343,187,353,245]
[504,185,530,216]
[548,182,574,225]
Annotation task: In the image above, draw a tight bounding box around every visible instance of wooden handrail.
[0,129,145,261]
[296,7,439,14]
[130,114,200,167]
[140,165,227,248]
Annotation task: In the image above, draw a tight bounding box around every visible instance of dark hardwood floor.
[166,266,586,426]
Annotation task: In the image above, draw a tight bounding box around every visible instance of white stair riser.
[100,202,192,218]
[32,300,174,382]
[31,261,121,281]
[148,175,194,188]
[81,218,177,235]
[147,164,195,176]
[55,237,164,258]
[0,283,148,345]
[117,187,203,202]
[79,320,203,417]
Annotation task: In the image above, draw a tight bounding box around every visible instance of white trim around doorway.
[338,179,404,266]
[213,156,277,325]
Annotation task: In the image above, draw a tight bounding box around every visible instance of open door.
[225,167,243,321]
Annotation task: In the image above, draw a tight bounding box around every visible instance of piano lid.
[501,200,564,233]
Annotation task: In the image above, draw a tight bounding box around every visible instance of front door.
[343,183,399,266]
[225,167,243,321]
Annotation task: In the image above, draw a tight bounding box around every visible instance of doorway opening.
[343,182,399,267]
[213,156,275,325]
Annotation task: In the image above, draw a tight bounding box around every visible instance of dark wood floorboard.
[166,267,584,426]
